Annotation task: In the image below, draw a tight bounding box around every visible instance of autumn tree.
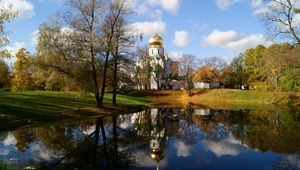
[12,48,33,91]
[244,45,266,84]
[31,64,77,91]
[262,43,292,91]
[194,56,227,87]
[0,59,10,88]
[279,45,300,91]
[193,66,214,84]
[179,54,196,96]
[169,60,180,80]
[259,0,300,44]
[225,53,248,88]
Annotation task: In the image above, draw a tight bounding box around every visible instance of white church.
[135,33,174,90]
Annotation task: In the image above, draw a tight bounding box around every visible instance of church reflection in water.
[1,107,300,169]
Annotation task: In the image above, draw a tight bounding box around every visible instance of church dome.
[149,33,163,48]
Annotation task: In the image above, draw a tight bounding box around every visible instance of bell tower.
[148,33,165,89]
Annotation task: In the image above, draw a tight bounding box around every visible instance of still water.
[1,107,300,170]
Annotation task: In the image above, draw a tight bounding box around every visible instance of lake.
[1,106,300,170]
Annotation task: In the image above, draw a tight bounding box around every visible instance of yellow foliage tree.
[12,48,33,91]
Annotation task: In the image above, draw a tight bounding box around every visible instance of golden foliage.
[12,48,33,91]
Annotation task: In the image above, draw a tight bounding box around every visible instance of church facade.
[135,33,173,90]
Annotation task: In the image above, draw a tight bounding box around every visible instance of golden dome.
[150,149,165,162]
[149,33,164,48]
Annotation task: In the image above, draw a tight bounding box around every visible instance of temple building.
[135,33,172,90]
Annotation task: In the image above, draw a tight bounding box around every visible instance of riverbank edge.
[0,91,150,131]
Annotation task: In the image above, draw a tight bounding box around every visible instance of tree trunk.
[113,116,119,166]
[100,51,110,106]
[88,0,101,107]
[100,118,109,166]
[112,58,118,105]
[91,47,100,107]
[112,46,118,105]
[92,118,100,166]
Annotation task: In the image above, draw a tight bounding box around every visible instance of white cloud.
[159,0,180,14]
[174,141,192,157]
[5,41,26,56]
[201,133,248,157]
[250,0,263,8]
[0,0,35,19]
[146,0,180,14]
[4,41,26,65]
[167,51,184,61]
[225,33,273,51]
[173,31,190,47]
[30,144,55,161]
[3,133,17,146]
[202,29,273,52]
[202,29,241,47]
[286,154,300,169]
[111,0,136,11]
[131,21,166,37]
[251,0,275,16]
[216,0,244,10]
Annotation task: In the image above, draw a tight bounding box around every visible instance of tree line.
[0,0,300,107]
[1,0,138,108]
[218,43,300,91]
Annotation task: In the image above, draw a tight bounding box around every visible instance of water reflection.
[0,107,300,169]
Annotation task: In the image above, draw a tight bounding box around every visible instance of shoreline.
[1,89,300,130]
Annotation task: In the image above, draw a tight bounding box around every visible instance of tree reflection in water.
[0,107,300,169]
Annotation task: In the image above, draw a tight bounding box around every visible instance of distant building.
[194,82,210,89]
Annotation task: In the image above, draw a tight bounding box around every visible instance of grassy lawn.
[0,91,150,130]
[191,89,300,104]
[125,89,300,110]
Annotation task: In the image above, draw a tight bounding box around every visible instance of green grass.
[197,89,274,103]
[0,91,150,130]
[190,89,300,109]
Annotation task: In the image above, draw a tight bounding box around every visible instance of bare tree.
[108,0,135,105]
[100,0,133,106]
[179,54,196,96]
[259,0,300,44]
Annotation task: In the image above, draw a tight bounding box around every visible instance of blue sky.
[2,0,293,65]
